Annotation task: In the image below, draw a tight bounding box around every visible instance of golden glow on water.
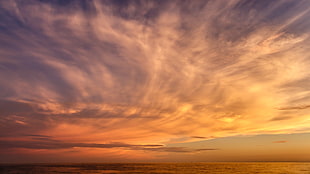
[1,163,310,174]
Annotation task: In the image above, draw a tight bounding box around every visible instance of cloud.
[136,147,219,153]
[191,136,208,139]
[270,116,292,121]
[278,105,310,110]
[0,100,34,115]
[22,134,53,138]
[0,138,218,153]
[0,140,160,150]
[0,0,310,161]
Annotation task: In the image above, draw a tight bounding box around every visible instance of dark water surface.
[1,163,310,174]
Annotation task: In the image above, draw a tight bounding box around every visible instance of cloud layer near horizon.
[0,0,310,161]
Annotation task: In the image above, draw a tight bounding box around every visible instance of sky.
[0,0,310,163]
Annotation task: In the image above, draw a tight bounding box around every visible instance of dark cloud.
[278,105,310,110]
[191,136,207,139]
[137,146,219,153]
[0,138,217,153]
[270,116,292,121]
[0,138,161,150]
[22,134,52,138]
[0,100,34,115]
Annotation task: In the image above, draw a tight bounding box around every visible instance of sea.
[1,162,310,174]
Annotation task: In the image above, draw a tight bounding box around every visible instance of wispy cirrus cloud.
[0,0,310,162]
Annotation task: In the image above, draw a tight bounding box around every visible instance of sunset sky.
[1,0,310,163]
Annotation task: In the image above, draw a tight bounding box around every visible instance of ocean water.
[1,163,310,174]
